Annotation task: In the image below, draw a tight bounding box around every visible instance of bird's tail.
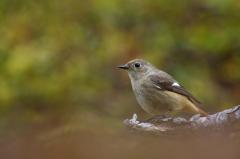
[196,106,209,116]
[183,98,209,116]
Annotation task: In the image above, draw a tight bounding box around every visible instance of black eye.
[135,63,140,68]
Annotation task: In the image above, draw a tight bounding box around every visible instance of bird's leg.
[140,115,160,123]
[161,110,172,118]
[140,110,172,123]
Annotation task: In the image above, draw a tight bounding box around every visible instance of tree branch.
[124,105,240,137]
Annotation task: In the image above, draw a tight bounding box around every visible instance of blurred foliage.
[0,0,240,144]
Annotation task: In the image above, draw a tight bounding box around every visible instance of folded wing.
[148,75,202,104]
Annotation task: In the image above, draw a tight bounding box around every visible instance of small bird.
[118,59,208,117]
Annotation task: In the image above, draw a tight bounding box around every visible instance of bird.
[118,59,208,118]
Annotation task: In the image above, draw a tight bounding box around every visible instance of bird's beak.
[118,65,129,70]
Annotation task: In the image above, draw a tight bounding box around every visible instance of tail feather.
[183,98,209,116]
[196,106,209,116]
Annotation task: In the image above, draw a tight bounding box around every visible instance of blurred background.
[0,0,240,158]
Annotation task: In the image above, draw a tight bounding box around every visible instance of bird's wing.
[148,74,202,104]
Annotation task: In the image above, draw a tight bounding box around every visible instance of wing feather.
[148,75,202,104]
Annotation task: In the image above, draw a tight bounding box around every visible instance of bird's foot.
[139,115,169,123]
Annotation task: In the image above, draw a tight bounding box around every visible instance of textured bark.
[124,105,240,137]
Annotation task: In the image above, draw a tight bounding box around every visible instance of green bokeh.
[0,0,240,139]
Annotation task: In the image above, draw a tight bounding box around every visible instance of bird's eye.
[135,63,140,68]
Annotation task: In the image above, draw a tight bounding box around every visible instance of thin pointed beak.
[118,65,129,69]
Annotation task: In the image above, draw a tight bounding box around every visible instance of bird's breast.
[131,81,170,115]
